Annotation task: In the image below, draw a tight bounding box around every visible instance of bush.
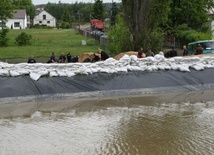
[60,22,71,29]
[107,16,132,55]
[32,24,52,29]
[177,29,212,47]
[15,32,32,46]
[0,28,9,47]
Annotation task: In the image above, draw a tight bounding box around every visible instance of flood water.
[0,90,214,155]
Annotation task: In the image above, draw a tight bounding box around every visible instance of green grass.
[0,29,101,63]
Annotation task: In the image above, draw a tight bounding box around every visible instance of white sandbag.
[151,65,158,71]
[157,65,165,70]
[74,69,88,75]
[99,68,110,73]
[57,71,67,77]
[109,68,117,73]
[49,71,58,77]
[17,69,29,75]
[191,64,204,71]
[164,65,171,70]
[38,70,49,76]
[30,72,41,81]
[90,67,99,73]
[0,69,10,76]
[16,63,28,68]
[10,70,21,76]
[154,54,165,62]
[65,71,75,77]
[85,68,93,74]
[178,64,190,72]
[128,65,141,71]
[145,66,153,72]
[173,56,183,63]
[130,55,138,62]
[119,54,131,63]
[170,64,179,71]
[104,57,117,64]
[114,67,127,72]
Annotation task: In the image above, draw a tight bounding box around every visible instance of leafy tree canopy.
[0,0,14,28]
[110,2,118,26]
[92,0,104,20]
[12,0,35,19]
[167,0,214,32]
[121,0,171,50]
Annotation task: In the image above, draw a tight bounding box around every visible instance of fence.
[73,26,180,48]
[73,26,109,46]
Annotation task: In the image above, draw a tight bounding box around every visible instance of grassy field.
[0,29,101,63]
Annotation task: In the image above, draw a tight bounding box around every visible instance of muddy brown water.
[0,90,214,155]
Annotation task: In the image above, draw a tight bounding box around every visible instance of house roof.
[13,10,26,19]
[35,10,56,19]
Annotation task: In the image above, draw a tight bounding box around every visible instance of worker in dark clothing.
[92,53,100,62]
[67,52,72,63]
[165,47,177,58]
[47,52,57,63]
[98,48,109,60]
[59,52,66,63]
[27,56,36,63]
[195,44,203,55]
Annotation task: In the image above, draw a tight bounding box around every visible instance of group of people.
[28,45,203,64]
[137,47,155,58]
[137,47,164,58]
[46,48,109,63]
[136,45,199,59]
[183,44,203,56]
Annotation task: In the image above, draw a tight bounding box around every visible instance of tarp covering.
[1,69,214,100]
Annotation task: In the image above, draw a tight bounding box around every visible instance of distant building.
[33,10,56,27]
[35,4,46,12]
[0,10,28,29]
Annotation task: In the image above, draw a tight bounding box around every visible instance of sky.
[32,0,121,5]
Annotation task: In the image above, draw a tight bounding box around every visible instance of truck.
[90,19,104,31]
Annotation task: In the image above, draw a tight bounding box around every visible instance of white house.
[33,10,56,27]
[0,10,28,29]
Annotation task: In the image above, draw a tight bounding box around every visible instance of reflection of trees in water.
[1,93,214,155]
[94,94,214,155]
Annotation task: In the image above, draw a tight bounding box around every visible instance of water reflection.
[0,91,214,155]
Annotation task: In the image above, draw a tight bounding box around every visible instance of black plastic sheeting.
[1,69,214,99]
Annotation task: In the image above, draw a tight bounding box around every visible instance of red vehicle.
[90,19,104,31]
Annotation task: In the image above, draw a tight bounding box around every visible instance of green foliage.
[62,8,71,23]
[0,29,100,63]
[32,24,53,29]
[177,29,212,47]
[167,0,214,32]
[15,32,32,46]
[110,2,118,26]
[45,2,94,23]
[121,0,171,50]
[92,0,104,20]
[0,29,9,47]
[12,0,35,20]
[60,22,71,29]
[0,0,14,29]
[108,16,132,54]
[147,29,164,54]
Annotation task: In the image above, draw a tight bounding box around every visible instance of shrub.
[32,24,52,29]
[15,32,32,46]
[0,28,9,47]
[60,22,70,29]
[177,29,212,47]
[107,16,132,55]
